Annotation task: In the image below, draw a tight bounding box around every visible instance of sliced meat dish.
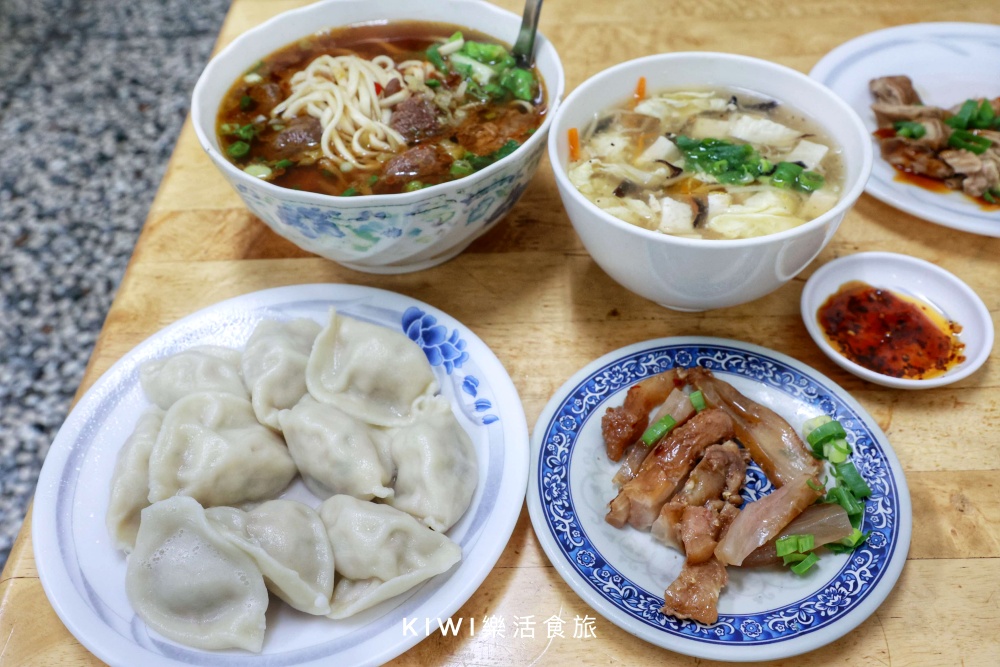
[878,136,956,180]
[687,368,820,488]
[741,503,853,567]
[871,103,945,129]
[661,557,728,625]
[601,370,678,462]
[941,148,1000,198]
[382,144,452,184]
[869,75,923,106]
[389,95,441,141]
[605,408,734,530]
[270,116,323,159]
[714,474,823,567]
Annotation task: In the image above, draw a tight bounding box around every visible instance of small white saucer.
[801,252,993,389]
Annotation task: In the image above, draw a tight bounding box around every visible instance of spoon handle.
[512,0,544,67]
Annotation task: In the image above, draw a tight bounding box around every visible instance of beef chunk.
[389,96,440,141]
[383,144,451,184]
[270,116,323,159]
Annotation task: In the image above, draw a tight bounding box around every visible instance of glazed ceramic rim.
[191,0,565,205]
[547,51,873,248]
[801,252,994,389]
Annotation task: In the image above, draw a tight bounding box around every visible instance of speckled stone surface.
[0,0,230,570]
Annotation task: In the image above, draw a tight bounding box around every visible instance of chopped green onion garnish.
[802,415,832,434]
[448,31,463,42]
[948,129,992,155]
[823,438,851,464]
[826,485,863,517]
[425,78,441,88]
[426,44,446,71]
[834,461,872,498]
[274,159,294,170]
[227,141,250,158]
[450,159,474,178]
[806,478,826,493]
[770,161,804,188]
[985,190,997,204]
[689,390,706,412]
[806,419,846,447]
[894,120,926,139]
[341,187,358,197]
[219,123,240,135]
[782,552,808,565]
[776,534,815,557]
[404,180,425,192]
[946,99,979,130]
[790,551,820,575]
[234,123,257,142]
[367,174,379,185]
[640,414,677,446]
[239,95,254,111]
[243,163,272,178]
[796,170,825,192]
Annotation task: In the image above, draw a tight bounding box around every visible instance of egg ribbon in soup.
[217,21,546,196]
[568,88,844,239]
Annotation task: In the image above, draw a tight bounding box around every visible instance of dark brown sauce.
[217,21,546,196]
[817,280,965,379]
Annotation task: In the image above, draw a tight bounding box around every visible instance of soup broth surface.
[568,87,844,239]
[217,21,546,196]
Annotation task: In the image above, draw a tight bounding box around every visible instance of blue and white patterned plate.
[527,337,911,662]
[810,22,1000,236]
[33,284,529,667]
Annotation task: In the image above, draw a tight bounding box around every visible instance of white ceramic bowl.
[192,0,564,274]
[801,252,993,389]
[548,52,873,311]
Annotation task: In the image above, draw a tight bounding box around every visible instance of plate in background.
[810,22,1000,236]
[527,337,911,662]
[33,284,528,667]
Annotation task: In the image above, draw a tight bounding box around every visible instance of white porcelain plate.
[33,284,529,667]
[801,252,993,388]
[527,337,911,662]
[810,22,1000,235]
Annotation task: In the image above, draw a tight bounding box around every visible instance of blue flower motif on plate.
[401,307,469,374]
[535,342,902,647]
[276,204,345,240]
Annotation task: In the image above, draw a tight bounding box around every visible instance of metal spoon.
[512,0,544,68]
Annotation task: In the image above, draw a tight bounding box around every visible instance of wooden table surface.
[4,0,1000,665]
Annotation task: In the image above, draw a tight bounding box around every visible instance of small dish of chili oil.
[801,252,993,389]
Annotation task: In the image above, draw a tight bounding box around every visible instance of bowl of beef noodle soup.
[192,0,564,273]
[548,52,872,311]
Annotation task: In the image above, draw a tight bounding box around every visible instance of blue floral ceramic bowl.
[191,0,564,273]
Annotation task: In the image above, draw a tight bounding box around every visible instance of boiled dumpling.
[241,318,321,430]
[305,309,438,426]
[106,408,163,553]
[147,392,296,507]
[319,494,462,619]
[125,496,268,652]
[278,396,393,501]
[206,500,334,616]
[140,345,248,410]
[384,396,478,532]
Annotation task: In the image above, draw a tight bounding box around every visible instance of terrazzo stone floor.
[0,0,231,570]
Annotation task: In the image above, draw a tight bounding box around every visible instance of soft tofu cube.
[658,197,695,234]
[636,135,682,166]
[801,188,839,219]
[690,117,732,139]
[706,193,732,220]
[728,114,800,148]
[784,139,829,169]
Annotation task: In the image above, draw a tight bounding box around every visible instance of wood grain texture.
[4,0,1000,665]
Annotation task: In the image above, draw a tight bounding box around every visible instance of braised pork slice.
[601,370,678,462]
[870,75,923,106]
[605,408,734,530]
[661,557,728,625]
[871,103,945,129]
[650,441,748,553]
[714,474,823,567]
[687,368,820,487]
[878,137,956,179]
[941,148,1000,197]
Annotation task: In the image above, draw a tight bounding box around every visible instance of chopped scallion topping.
[274,159,294,170]
[341,187,358,197]
[689,390,706,412]
[239,95,254,111]
[790,551,820,575]
[227,141,250,158]
[834,461,872,498]
[640,414,677,446]
[243,163,271,179]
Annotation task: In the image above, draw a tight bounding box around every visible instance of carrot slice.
[633,76,647,107]
[568,127,580,161]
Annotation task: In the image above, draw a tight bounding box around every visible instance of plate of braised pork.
[527,338,911,661]
[810,22,1000,235]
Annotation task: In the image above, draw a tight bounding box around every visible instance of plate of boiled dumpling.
[32,283,528,667]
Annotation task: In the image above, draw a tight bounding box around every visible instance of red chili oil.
[817,281,965,379]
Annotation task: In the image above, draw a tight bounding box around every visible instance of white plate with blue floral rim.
[527,337,911,662]
[33,283,529,667]
[810,22,1000,236]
